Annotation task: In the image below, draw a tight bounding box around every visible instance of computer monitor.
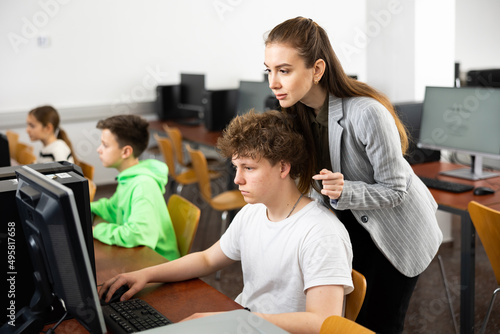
[236,80,275,115]
[1,162,95,329]
[9,166,105,333]
[418,86,500,180]
[178,73,206,124]
[393,102,440,165]
[0,133,11,167]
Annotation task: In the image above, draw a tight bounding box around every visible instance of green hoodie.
[91,159,180,261]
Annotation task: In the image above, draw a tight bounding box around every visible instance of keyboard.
[101,299,172,333]
[418,176,474,193]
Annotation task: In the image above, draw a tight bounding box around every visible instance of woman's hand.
[98,271,148,303]
[312,169,344,200]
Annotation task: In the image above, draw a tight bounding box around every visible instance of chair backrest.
[15,143,36,165]
[167,194,201,257]
[16,147,37,165]
[468,201,500,285]
[320,315,374,334]
[154,133,178,178]
[186,145,213,203]
[77,160,95,181]
[345,269,367,321]
[15,142,34,162]
[6,130,19,159]
[88,179,97,202]
[163,125,187,168]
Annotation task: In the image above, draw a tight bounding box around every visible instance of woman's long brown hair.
[265,17,408,190]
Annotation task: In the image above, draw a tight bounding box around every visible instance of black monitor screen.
[179,73,205,111]
[394,102,440,165]
[0,133,11,167]
[14,166,105,333]
[237,80,274,115]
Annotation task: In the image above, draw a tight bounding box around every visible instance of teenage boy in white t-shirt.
[99,110,353,334]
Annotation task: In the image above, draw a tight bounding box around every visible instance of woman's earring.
[314,78,319,85]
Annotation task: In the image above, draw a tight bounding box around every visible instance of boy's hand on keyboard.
[99,271,147,303]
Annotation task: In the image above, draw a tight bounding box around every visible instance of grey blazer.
[327,95,442,277]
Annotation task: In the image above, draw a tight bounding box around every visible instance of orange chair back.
[15,142,34,163]
[16,147,36,165]
[186,145,213,203]
[6,130,19,159]
[345,269,367,321]
[163,125,187,167]
[77,160,95,181]
[88,179,97,202]
[154,133,178,178]
[167,194,201,256]
[320,315,374,334]
[468,201,500,285]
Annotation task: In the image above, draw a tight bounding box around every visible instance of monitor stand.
[440,156,500,180]
[176,104,204,126]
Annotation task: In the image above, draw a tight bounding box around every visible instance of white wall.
[0,0,366,185]
[455,0,500,73]
[366,0,455,103]
[2,0,499,185]
[0,0,366,114]
[454,0,500,170]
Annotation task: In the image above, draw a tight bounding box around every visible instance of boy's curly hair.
[217,110,310,193]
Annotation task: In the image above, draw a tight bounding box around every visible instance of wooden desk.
[149,120,221,148]
[412,161,500,334]
[46,240,242,332]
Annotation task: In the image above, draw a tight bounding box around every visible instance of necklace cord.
[286,193,304,218]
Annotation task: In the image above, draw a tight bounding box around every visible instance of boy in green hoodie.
[91,115,180,261]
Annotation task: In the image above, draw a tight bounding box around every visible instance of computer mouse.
[100,284,129,305]
[473,187,495,196]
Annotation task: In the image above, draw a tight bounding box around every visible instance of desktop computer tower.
[1,164,93,326]
[155,84,182,120]
[202,89,238,131]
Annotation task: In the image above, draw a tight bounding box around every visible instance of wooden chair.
[187,145,246,279]
[167,194,201,257]
[345,269,367,321]
[163,124,224,170]
[187,144,247,233]
[153,133,220,194]
[88,179,97,202]
[77,160,95,181]
[6,130,19,159]
[15,142,34,163]
[15,143,36,165]
[320,315,374,334]
[468,201,500,334]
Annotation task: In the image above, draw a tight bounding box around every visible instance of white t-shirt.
[38,139,74,163]
[220,200,353,314]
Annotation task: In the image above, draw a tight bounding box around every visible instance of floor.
[95,163,500,334]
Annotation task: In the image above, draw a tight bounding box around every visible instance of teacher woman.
[264,17,442,334]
